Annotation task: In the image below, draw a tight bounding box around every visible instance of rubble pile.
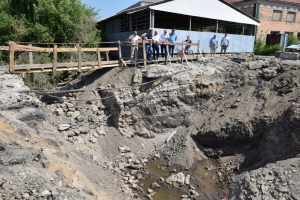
[0,54,300,200]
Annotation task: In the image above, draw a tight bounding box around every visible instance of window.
[272,10,282,21]
[287,12,296,22]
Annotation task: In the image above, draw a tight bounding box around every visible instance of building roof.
[150,0,260,25]
[226,0,300,4]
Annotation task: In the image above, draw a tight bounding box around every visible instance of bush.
[254,37,264,55]
[287,34,299,46]
[254,37,282,55]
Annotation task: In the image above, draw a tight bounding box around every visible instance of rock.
[66,130,75,137]
[185,174,190,185]
[166,172,185,186]
[189,189,199,197]
[262,67,277,80]
[91,105,98,112]
[247,60,268,70]
[118,145,131,153]
[96,125,106,136]
[150,182,160,189]
[79,126,90,134]
[71,111,81,119]
[119,162,125,170]
[41,190,50,197]
[154,153,160,158]
[58,124,70,131]
[130,164,143,170]
[22,193,30,199]
[77,136,84,144]
[62,131,69,140]
[51,190,59,198]
[54,108,64,116]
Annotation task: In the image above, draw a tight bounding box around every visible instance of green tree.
[0,0,101,44]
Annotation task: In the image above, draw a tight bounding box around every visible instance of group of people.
[128,29,230,61]
[209,33,230,57]
[128,29,192,61]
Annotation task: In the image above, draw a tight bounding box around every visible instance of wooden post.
[118,41,122,67]
[143,40,147,69]
[165,44,168,65]
[106,51,109,61]
[182,40,188,64]
[197,40,200,61]
[97,48,101,69]
[52,44,57,76]
[181,41,184,63]
[29,44,34,82]
[9,43,15,73]
[76,43,82,72]
[134,43,138,68]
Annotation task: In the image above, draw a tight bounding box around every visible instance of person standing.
[160,29,169,57]
[184,35,192,52]
[209,34,218,57]
[152,30,160,60]
[220,33,230,56]
[145,29,154,61]
[128,31,141,58]
[168,29,177,57]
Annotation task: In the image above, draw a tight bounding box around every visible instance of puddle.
[195,162,218,193]
[146,161,171,180]
[140,175,181,200]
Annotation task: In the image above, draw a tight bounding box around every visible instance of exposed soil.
[0,54,300,199]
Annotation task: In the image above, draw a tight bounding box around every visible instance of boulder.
[118,145,131,153]
[166,172,185,186]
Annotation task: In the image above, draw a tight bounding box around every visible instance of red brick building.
[226,0,300,39]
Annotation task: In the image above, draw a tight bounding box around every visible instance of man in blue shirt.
[168,29,177,57]
[145,29,154,61]
[209,34,218,57]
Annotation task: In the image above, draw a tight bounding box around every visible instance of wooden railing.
[8,40,203,75]
[9,43,119,75]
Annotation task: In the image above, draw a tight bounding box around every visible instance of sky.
[81,0,139,20]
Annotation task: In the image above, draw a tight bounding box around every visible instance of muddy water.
[140,162,181,200]
[140,176,182,200]
[146,161,171,180]
[195,162,218,193]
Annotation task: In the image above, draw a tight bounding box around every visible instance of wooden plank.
[77,43,82,71]
[81,47,118,52]
[52,44,57,76]
[97,48,101,69]
[13,64,119,74]
[9,43,15,73]
[14,61,121,70]
[14,44,53,52]
[14,44,117,53]
[121,59,127,67]
[143,40,147,69]
[118,41,122,67]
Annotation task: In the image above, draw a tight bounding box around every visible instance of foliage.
[287,34,299,46]
[254,37,281,55]
[0,0,101,49]
[0,0,102,90]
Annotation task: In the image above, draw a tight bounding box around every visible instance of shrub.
[254,37,282,55]
[287,34,299,46]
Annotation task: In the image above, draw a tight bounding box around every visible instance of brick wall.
[257,7,300,39]
[230,1,300,39]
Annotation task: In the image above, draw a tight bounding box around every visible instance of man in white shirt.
[220,33,230,56]
[152,30,160,60]
[160,29,169,57]
[128,31,141,58]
